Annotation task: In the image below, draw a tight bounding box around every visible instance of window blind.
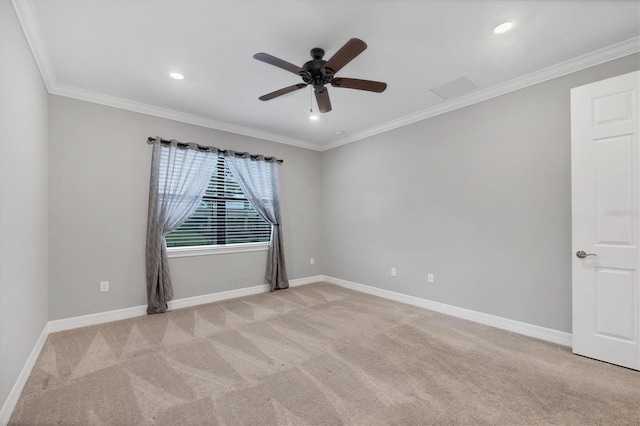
[165,157,271,248]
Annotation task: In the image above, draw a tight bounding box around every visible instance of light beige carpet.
[10,282,640,425]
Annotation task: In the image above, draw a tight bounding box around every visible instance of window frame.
[167,241,269,258]
[165,157,272,257]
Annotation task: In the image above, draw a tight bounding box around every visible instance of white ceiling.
[14,0,640,150]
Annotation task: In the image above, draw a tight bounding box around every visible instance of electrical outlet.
[428,273,434,283]
[310,257,315,265]
[100,281,109,292]
[391,267,397,277]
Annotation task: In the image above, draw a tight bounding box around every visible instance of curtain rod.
[146,136,283,164]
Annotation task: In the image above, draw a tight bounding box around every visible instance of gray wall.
[321,53,640,333]
[2,10,638,411]
[0,1,49,408]
[48,97,322,320]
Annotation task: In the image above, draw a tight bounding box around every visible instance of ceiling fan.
[253,38,387,113]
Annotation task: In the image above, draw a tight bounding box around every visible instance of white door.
[571,70,640,370]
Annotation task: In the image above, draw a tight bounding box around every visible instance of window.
[165,157,271,250]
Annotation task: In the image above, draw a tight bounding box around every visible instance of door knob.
[576,250,597,259]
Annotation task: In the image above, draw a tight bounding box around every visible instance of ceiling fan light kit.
[253,38,387,114]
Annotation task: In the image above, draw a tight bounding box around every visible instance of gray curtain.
[146,138,218,313]
[224,152,289,291]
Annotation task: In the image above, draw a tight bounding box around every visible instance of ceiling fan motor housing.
[302,48,334,89]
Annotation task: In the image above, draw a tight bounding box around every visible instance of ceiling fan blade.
[331,78,387,93]
[259,83,307,101]
[253,53,309,77]
[315,87,332,113]
[322,38,367,74]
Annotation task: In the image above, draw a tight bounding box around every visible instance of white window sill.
[167,242,270,258]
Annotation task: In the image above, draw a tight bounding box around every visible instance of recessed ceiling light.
[493,22,514,34]
[309,113,319,121]
[169,72,184,80]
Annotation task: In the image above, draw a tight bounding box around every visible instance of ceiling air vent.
[430,76,481,100]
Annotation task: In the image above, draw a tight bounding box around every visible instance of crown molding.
[11,0,57,91]
[51,84,322,151]
[11,0,321,152]
[321,36,640,151]
[12,0,638,153]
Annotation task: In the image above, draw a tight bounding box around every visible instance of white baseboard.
[47,276,320,333]
[289,275,324,287]
[48,304,148,333]
[0,326,48,426]
[170,276,321,311]
[323,275,572,347]
[168,284,269,311]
